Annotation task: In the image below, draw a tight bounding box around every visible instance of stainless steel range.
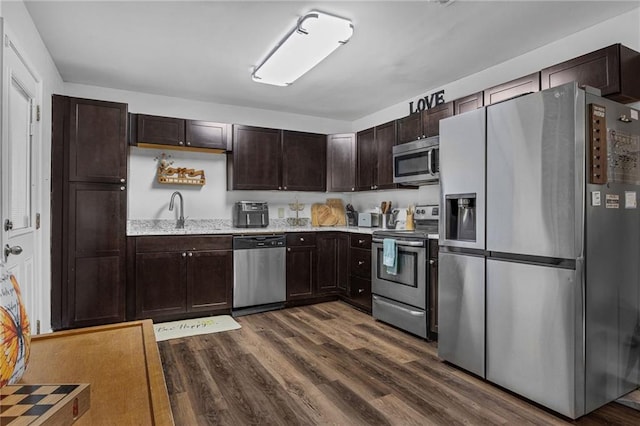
[371,205,439,339]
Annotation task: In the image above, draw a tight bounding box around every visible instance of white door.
[1,30,41,334]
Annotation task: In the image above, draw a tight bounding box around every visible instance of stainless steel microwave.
[392,136,439,185]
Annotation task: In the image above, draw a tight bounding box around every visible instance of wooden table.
[20,320,174,425]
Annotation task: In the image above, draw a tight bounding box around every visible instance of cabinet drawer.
[350,275,372,311]
[350,248,371,279]
[287,232,316,247]
[350,233,371,249]
[136,235,232,252]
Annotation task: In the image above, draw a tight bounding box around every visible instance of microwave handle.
[427,149,433,176]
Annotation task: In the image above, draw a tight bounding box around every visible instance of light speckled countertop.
[127,219,378,236]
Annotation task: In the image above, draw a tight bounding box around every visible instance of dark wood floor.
[158,301,640,425]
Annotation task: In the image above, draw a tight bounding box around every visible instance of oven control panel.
[414,205,439,220]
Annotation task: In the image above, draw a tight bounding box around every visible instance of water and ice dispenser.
[445,194,477,241]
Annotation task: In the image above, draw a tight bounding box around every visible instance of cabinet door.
[356,127,376,191]
[282,131,327,191]
[135,251,186,319]
[375,120,397,190]
[424,101,454,137]
[136,114,186,146]
[65,182,126,328]
[187,250,233,312]
[68,97,127,183]
[232,125,282,190]
[286,246,316,300]
[541,44,619,95]
[397,113,422,143]
[317,233,348,294]
[326,133,356,192]
[483,72,540,105]
[454,92,484,115]
[186,120,229,149]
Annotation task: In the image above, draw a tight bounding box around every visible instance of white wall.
[0,0,64,333]
[64,83,352,135]
[352,7,640,131]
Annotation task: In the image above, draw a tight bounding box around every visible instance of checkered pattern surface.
[0,384,79,425]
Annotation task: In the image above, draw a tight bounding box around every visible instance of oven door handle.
[372,238,425,247]
[427,149,433,176]
[373,296,426,317]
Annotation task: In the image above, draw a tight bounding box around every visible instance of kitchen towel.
[383,238,398,275]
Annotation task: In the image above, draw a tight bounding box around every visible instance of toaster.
[357,213,380,228]
[233,201,269,228]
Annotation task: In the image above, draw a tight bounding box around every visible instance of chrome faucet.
[169,191,185,229]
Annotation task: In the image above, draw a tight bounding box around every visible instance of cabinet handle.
[179,141,184,145]
[358,288,364,294]
[182,252,187,257]
[352,187,355,191]
[188,252,193,257]
[429,259,436,265]
[120,178,125,183]
[279,186,282,190]
[186,141,191,146]
[358,239,365,244]
[358,260,365,266]
[300,237,305,242]
[120,186,125,191]
[287,248,291,252]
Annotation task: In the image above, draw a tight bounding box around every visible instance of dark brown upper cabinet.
[422,101,454,138]
[326,133,357,192]
[68,97,128,183]
[356,120,398,191]
[356,127,376,191]
[134,114,229,150]
[374,120,398,190]
[282,130,327,192]
[228,126,326,191]
[454,92,484,115]
[230,125,282,190]
[483,72,541,105]
[397,112,422,144]
[397,101,454,143]
[541,43,640,104]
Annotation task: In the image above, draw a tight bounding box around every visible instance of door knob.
[4,244,22,260]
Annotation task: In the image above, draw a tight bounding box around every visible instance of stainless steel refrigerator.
[438,82,640,419]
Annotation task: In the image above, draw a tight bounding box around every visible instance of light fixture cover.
[252,11,354,86]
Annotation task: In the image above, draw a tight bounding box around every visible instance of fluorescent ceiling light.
[252,11,354,86]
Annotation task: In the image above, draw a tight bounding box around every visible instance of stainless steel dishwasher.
[233,235,286,315]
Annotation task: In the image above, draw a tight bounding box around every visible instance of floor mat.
[153,315,241,342]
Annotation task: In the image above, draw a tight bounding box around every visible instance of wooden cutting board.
[311,203,323,227]
[326,198,346,226]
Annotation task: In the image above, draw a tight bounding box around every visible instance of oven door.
[372,239,427,309]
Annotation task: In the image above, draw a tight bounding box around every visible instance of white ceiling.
[24,1,640,121]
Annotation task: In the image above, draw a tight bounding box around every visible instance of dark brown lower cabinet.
[64,182,127,329]
[132,236,232,322]
[286,233,317,300]
[316,233,349,294]
[344,233,372,313]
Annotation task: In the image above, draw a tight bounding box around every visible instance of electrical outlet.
[278,207,285,218]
